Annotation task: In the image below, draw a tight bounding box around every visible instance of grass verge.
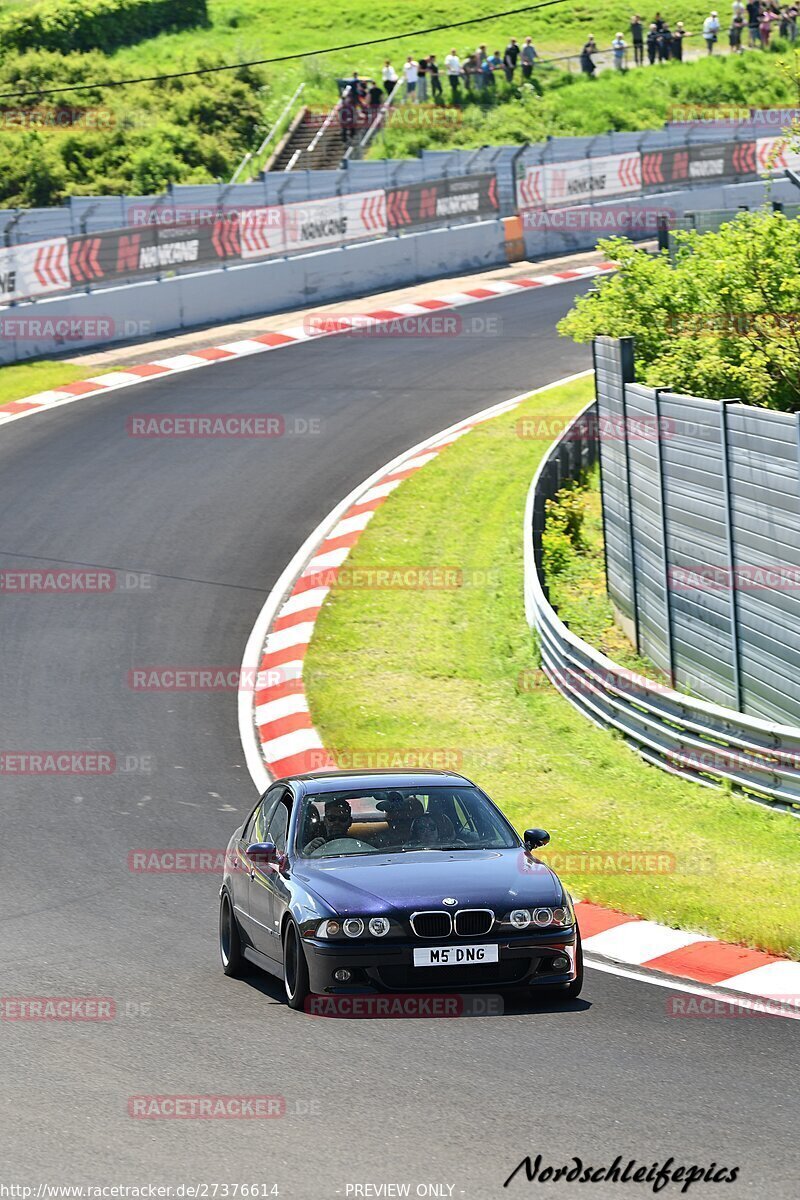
[0,361,113,407]
[544,468,665,681]
[304,373,800,958]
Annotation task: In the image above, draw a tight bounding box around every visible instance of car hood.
[293,848,563,915]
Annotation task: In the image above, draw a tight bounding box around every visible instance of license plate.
[413,944,499,967]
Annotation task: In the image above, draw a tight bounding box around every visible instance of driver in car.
[302,798,354,853]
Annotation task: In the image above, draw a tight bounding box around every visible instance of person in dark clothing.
[580,35,597,75]
[646,22,659,61]
[367,79,383,126]
[653,10,665,29]
[672,21,688,58]
[659,22,673,58]
[746,0,761,46]
[730,13,745,50]
[631,14,645,64]
[428,53,442,99]
[503,38,520,82]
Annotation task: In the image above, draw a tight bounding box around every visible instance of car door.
[237,786,283,952]
[247,787,294,961]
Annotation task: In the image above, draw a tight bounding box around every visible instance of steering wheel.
[308,837,374,857]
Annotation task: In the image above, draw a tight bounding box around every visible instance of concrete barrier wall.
[2,174,792,365]
[0,219,508,365]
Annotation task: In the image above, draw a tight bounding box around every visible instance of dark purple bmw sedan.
[219,769,582,1009]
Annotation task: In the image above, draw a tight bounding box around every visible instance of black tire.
[561,930,584,1000]
[283,920,310,1011]
[219,891,245,978]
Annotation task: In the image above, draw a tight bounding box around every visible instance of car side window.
[266,794,292,854]
[247,787,283,844]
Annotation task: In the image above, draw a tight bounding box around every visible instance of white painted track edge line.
[585,956,800,1021]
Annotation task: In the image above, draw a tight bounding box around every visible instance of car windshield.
[294,785,518,858]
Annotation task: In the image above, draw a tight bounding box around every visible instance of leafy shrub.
[0,0,208,58]
[0,51,266,204]
[542,482,589,578]
[558,212,800,411]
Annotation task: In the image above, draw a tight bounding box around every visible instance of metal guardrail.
[523,400,800,814]
[230,83,306,183]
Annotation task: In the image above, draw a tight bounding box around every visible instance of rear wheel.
[283,920,310,1011]
[219,891,245,977]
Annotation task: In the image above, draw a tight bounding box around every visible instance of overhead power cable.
[0,0,569,100]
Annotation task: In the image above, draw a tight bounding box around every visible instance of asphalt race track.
[1,279,797,1197]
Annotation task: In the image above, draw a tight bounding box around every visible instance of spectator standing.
[659,22,673,57]
[462,51,479,92]
[672,20,689,56]
[730,11,745,47]
[788,4,799,40]
[445,48,462,98]
[703,10,721,50]
[759,4,776,42]
[402,56,419,101]
[732,0,746,14]
[366,79,383,126]
[382,60,398,97]
[647,21,659,61]
[580,34,597,74]
[428,54,443,99]
[746,0,761,45]
[417,56,428,103]
[612,31,628,67]
[631,14,645,64]
[488,47,504,81]
[503,38,520,82]
[521,36,538,78]
[653,11,666,29]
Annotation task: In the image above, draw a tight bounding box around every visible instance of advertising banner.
[281,191,387,252]
[386,175,498,229]
[0,238,70,302]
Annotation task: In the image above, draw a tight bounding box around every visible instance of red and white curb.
[237,374,800,1016]
[0,261,613,429]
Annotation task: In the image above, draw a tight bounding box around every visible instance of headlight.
[342,917,365,938]
[368,917,391,937]
[532,904,574,929]
[316,919,341,938]
[509,909,531,929]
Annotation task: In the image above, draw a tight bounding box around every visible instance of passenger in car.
[372,792,419,847]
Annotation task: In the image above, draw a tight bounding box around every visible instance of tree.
[558,212,800,410]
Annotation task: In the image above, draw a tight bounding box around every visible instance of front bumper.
[300,928,578,994]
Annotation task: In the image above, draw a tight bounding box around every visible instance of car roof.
[279,769,474,792]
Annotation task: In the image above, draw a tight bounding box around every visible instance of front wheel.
[219,891,245,977]
[561,930,584,1000]
[283,920,311,1011]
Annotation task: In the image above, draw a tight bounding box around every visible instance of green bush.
[0,51,265,204]
[542,481,589,578]
[0,0,208,58]
[558,212,800,411]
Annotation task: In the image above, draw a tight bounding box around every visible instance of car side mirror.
[247,841,278,866]
[524,827,550,850]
